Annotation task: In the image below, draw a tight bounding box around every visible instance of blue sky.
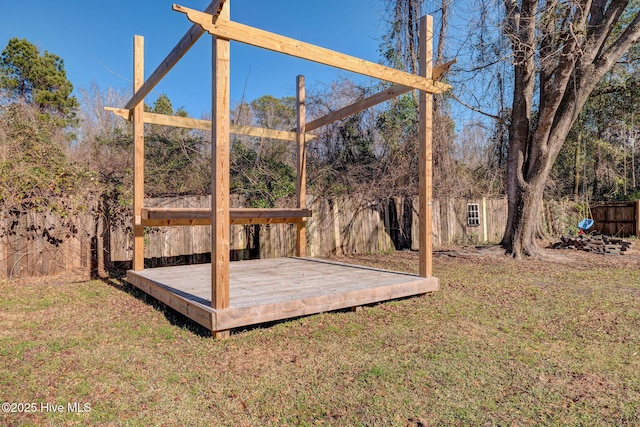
[1,0,388,118]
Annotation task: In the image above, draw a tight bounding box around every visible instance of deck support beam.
[211,1,231,338]
[418,16,434,278]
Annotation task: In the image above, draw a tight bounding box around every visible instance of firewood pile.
[552,234,633,255]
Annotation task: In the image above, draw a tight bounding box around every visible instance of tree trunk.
[573,131,581,201]
[502,112,578,258]
[503,175,547,258]
[502,142,554,258]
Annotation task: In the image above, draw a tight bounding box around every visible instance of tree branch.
[599,12,640,69]
[583,0,629,64]
[449,91,506,124]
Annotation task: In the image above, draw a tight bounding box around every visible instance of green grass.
[1,250,640,426]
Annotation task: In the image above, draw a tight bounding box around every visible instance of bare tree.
[501,0,640,257]
[74,82,129,170]
[381,0,462,198]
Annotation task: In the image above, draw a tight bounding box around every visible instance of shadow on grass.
[97,269,212,338]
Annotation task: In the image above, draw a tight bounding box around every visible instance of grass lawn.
[1,248,639,426]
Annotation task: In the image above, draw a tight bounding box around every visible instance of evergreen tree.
[144,94,209,196]
[0,38,78,125]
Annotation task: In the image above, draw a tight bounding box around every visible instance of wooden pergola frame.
[108,0,452,338]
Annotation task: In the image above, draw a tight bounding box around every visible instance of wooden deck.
[126,257,439,333]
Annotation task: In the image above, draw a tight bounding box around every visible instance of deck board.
[126,257,438,333]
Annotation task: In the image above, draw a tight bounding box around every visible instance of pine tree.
[1,38,78,125]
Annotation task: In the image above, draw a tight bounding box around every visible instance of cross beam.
[105,107,313,142]
[173,4,451,95]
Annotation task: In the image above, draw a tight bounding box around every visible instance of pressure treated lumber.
[306,84,412,132]
[304,59,457,132]
[296,75,307,257]
[124,0,226,110]
[132,35,145,271]
[113,4,446,338]
[174,5,451,94]
[105,107,311,142]
[140,207,311,226]
[211,0,230,324]
[126,257,439,333]
[418,16,433,278]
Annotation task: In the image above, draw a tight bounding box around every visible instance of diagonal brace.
[124,0,227,110]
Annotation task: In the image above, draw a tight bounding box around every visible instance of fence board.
[591,201,638,237]
[0,206,95,279]
[111,196,506,261]
[2,195,521,279]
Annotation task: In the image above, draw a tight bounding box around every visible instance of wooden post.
[212,1,231,338]
[296,75,307,257]
[636,199,640,237]
[132,35,145,271]
[482,197,488,242]
[418,16,433,277]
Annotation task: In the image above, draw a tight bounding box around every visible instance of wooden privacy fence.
[589,201,640,237]
[107,195,511,262]
[5,195,590,280]
[0,195,510,279]
[0,209,98,280]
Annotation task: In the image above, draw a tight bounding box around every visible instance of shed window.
[467,203,480,227]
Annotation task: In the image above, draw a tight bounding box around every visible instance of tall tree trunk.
[500,0,640,258]
[504,175,545,257]
[504,99,588,257]
[503,131,566,257]
[573,135,581,202]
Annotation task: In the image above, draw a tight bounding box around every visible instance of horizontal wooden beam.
[230,123,316,141]
[146,111,211,130]
[433,59,456,80]
[306,84,412,132]
[124,0,226,110]
[126,271,214,329]
[105,107,313,141]
[229,208,312,219]
[140,207,312,226]
[174,5,451,94]
[141,217,307,226]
